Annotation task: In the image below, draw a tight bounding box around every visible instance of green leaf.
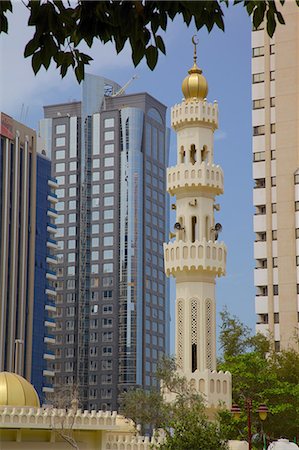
[32,51,42,75]
[0,0,12,34]
[24,37,40,57]
[145,45,158,70]
[155,35,166,55]
[266,9,276,38]
[75,62,84,83]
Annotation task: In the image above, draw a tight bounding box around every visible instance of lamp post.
[231,400,268,450]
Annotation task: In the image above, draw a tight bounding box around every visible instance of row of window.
[257,284,299,296]
[252,71,275,84]
[253,97,275,109]
[253,149,276,161]
[252,44,275,58]
[253,124,275,136]
[256,256,299,269]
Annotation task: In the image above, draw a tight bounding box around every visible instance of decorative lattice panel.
[191,299,198,345]
[177,300,183,369]
[206,299,212,369]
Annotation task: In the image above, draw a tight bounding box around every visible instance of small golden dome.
[0,372,40,407]
[182,36,208,101]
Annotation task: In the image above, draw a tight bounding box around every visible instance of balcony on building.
[167,161,224,196]
[46,254,58,265]
[44,335,55,345]
[43,350,55,360]
[47,221,57,234]
[47,191,58,204]
[48,176,59,189]
[47,207,58,219]
[45,283,56,297]
[164,239,226,277]
[46,267,57,282]
[43,369,55,378]
[46,237,58,250]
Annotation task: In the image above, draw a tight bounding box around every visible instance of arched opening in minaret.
[191,216,197,242]
[178,216,185,241]
[180,146,185,163]
[201,145,208,163]
[205,216,210,240]
[190,144,197,165]
[192,343,197,372]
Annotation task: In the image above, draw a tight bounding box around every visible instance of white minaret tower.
[164,38,231,411]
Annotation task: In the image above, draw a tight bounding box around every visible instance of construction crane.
[112,75,138,97]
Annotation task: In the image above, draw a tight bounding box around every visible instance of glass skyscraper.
[0,112,58,402]
[40,74,170,410]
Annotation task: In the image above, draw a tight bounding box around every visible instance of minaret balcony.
[171,99,218,131]
[164,239,226,277]
[167,162,223,196]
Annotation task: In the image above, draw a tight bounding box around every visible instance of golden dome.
[0,372,40,407]
[182,36,208,101]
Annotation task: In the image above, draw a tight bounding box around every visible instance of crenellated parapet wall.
[171,99,218,131]
[103,433,163,449]
[164,239,226,277]
[0,406,134,431]
[167,161,223,195]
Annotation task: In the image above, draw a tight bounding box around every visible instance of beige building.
[163,41,231,410]
[252,3,299,351]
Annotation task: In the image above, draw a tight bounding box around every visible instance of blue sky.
[0,3,255,352]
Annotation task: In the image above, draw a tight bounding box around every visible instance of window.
[92,211,99,221]
[68,253,75,263]
[92,172,100,182]
[274,341,280,352]
[104,131,114,141]
[271,123,276,134]
[102,318,113,327]
[253,125,265,136]
[273,257,278,268]
[56,150,65,160]
[92,198,100,208]
[104,170,114,180]
[272,230,277,240]
[253,73,264,83]
[271,150,276,160]
[91,304,98,314]
[104,157,114,167]
[69,213,76,223]
[103,263,113,273]
[68,240,76,249]
[252,46,264,57]
[56,188,65,198]
[296,256,299,266]
[69,161,77,171]
[69,200,76,210]
[56,137,65,147]
[92,224,99,234]
[104,144,114,154]
[254,178,266,189]
[93,159,100,169]
[92,251,99,261]
[271,177,276,187]
[273,285,279,295]
[297,284,299,294]
[102,347,112,355]
[56,202,64,211]
[256,286,268,296]
[253,99,265,110]
[56,175,65,185]
[91,264,99,274]
[104,183,114,193]
[102,331,113,342]
[270,71,275,81]
[56,163,65,173]
[104,196,114,207]
[295,174,299,185]
[103,250,113,259]
[104,223,114,233]
[56,124,66,134]
[104,118,115,128]
[274,312,279,323]
[271,203,277,213]
[103,290,113,298]
[253,152,265,162]
[69,187,76,197]
[103,236,113,246]
[104,210,114,220]
[255,205,266,215]
[103,305,113,314]
[92,185,100,194]
[92,237,99,247]
[296,229,299,238]
[270,97,275,107]
[103,277,113,287]
[270,44,275,54]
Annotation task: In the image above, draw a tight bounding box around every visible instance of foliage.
[0,1,296,82]
[218,308,299,445]
[121,356,228,449]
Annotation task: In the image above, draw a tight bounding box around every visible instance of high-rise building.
[164,41,231,411]
[0,112,58,401]
[39,74,170,410]
[252,3,299,351]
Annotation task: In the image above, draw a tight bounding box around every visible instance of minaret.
[164,38,231,410]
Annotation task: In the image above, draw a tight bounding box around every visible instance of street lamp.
[231,399,268,450]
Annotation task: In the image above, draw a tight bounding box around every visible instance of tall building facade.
[39,74,170,410]
[0,112,58,401]
[252,3,299,351]
[164,43,231,411]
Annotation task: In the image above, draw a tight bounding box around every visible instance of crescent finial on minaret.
[182,35,208,101]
